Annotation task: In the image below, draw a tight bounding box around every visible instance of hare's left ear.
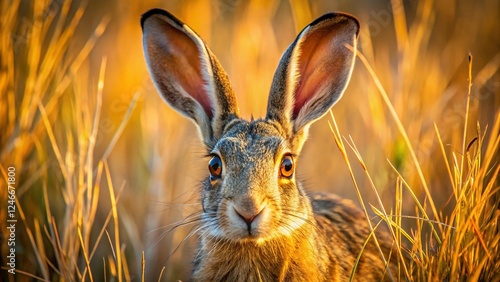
[266,13,359,143]
[141,9,239,147]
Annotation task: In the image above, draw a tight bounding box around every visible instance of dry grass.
[329,54,500,280]
[1,0,498,281]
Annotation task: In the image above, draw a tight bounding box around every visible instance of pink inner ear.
[291,28,342,119]
[174,56,213,119]
[160,22,214,119]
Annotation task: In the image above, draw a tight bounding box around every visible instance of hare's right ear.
[141,9,239,147]
[266,13,359,151]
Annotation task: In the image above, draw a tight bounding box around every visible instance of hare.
[141,8,401,281]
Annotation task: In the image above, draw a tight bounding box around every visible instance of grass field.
[1,0,499,281]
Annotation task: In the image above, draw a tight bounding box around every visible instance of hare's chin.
[205,223,275,242]
[203,229,274,246]
[222,226,271,240]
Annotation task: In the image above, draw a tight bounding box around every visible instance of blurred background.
[1,0,498,281]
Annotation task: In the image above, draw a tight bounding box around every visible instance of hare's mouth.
[207,221,272,242]
[214,201,275,241]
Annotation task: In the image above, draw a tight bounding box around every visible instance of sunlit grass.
[333,0,499,279]
[0,0,138,281]
[329,53,500,280]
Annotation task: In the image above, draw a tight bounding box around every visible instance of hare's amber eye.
[280,155,294,179]
[208,155,222,180]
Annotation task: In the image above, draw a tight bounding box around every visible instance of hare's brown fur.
[189,120,398,281]
[192,195,397,281]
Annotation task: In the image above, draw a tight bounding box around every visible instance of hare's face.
[142,8,359,244]
[201,119,311,242]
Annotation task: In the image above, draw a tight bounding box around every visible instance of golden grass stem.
[16,202,49,280]
[341,135,410,277]
[78,227,94,282]
[434,124,455,191]
[350,219,385,281]
[33,218,49,279]
[7,269,45,281]
[105,161,122,282]
[142,252,145,282]
[354,49,442,240]
[482,113,500,173]
[89,175,125,262]
[38,101,69,180]
[86,56,106,215]
[157,267,166,282]
[386,161,440,243]
[459,54,473,191]
[328,114,394,280]
[449,54,475,279]
[122,249,131,282]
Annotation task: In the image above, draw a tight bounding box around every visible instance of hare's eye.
[208,155,222,180]
[280,155,294,179]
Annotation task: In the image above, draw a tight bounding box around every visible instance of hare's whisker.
[146,211,203,235]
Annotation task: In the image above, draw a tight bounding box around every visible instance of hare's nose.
[234,206,265,228]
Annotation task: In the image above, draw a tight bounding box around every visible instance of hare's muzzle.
[227,198,269,239]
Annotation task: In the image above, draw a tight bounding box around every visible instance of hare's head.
[141,9,359,243]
